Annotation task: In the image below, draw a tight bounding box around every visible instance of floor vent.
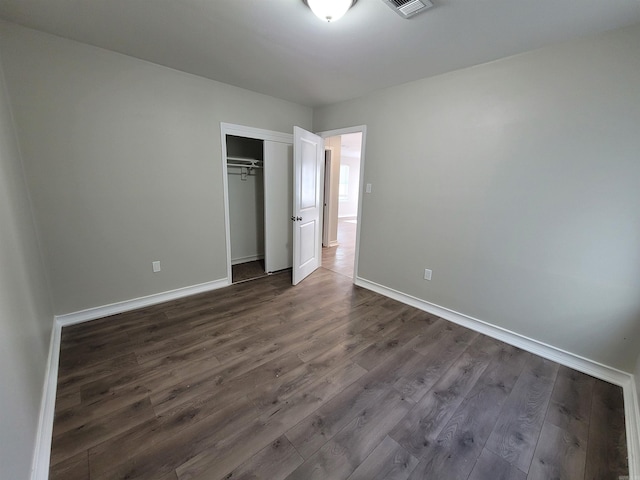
[381,0,434,18]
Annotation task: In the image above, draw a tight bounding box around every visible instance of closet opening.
[223,129,294,285]
[226,135,266,283]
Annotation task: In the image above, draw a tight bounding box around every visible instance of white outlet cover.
[424,268,432,280]
[152,261,161,272]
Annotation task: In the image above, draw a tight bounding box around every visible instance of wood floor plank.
[466,449,526,480]
[345,435,418,480]
[216,435,304,480]
[284,372,391,459]
[54,388,81,411]
[49,451,88,480]
[50,397,156,467]
[284,388,413,480]
[89,395,260,479]
[527,421,587,480]
[133,324,256,369]
[351,315,444,371]
[411,319,479,357]
[248,345,371,415]
[285,348,425,459]
[584,379,628,480]
[393,323,481,404]
[150,350,304,414]
[389,346,493,458]
[56,352,139,393]
[545,365,594,441]
[175,360,366,480]
[484,355,559,473]
[54,382,152,436]
[406,346,531,480]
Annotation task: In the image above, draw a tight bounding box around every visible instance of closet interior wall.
[226,135,265,268]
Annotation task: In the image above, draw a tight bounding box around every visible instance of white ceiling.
[1,0,639,107]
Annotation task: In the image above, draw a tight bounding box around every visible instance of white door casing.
[322,148,333,248]
[292,126,324,285]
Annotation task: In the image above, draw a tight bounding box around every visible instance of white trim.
[231,254,264,266]
[322,146,335,248]
[55,278,227,326]
[354,275,640,478]
[220,123,293,144]
[625,375,640,480]
[316,125,367,283]
[30,322,61,480]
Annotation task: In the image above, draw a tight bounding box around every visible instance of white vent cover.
[381,0,433,18]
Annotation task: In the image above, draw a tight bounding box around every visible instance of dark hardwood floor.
[50,268,628,480]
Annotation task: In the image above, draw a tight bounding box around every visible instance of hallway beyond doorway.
[322,217,356,278]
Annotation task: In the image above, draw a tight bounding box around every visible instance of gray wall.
[228,168,265,264]
[0,21,312,315]
[315,24,640,372]
[0,51,53,479]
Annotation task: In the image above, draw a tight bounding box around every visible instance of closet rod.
[227,156,262,163]
[227,163,263,169]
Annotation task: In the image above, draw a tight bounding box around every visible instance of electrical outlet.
[365,183,372,194]
[424,268,432,281]
[152,261,161,273]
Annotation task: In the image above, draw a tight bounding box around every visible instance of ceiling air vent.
[381,0,434,18]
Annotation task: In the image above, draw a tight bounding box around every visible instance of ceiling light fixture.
[303,0,358,22]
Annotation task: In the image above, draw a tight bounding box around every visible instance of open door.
[292,126,324,285]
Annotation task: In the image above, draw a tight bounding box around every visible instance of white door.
[292,126,324,285]
[264,141,293,273]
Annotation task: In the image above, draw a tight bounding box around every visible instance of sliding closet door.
[264,141,293,273]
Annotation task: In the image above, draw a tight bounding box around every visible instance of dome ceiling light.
[303,0,358,23]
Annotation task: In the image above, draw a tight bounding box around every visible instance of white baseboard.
[55,277,228,327]
[625,376,640,480]
[30,322,61,480]
[355,276,640,478]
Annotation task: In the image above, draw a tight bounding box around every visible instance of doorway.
[320,130,364,279]
[221,124,295,285]
[226,135,267,283]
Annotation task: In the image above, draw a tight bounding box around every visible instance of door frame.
[220,123,293,285]
[315,125,367,283]
[322,146,335,248]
